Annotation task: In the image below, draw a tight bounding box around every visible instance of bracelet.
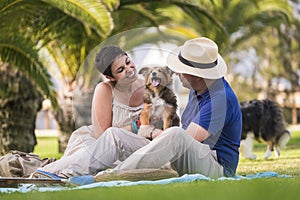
[149,127,155,140]
[131,121,139,134]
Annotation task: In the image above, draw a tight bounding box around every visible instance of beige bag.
[0,150,56,177]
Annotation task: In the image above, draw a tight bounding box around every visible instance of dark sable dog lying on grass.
[240,99,291,160]
[138,66,180,130]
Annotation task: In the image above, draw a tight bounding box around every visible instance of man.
[108,37,242,178]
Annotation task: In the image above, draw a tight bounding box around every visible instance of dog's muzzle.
[151,77,161,87]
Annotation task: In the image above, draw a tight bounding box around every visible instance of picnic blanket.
[0,172,292,193]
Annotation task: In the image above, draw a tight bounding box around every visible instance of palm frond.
[0,35,58,109]
[40,0,113,38]
[121,4,161,27]
[102,0,120,11]
[119,0,227,36]
[257,0,294,22]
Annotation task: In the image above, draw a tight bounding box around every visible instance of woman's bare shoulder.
[95,81,113,92]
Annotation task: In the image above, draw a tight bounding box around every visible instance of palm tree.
[219,0,299,103]
[0,0,113,153]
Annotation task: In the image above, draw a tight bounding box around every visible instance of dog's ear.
[138,67,150,77]
[164,66,174,76]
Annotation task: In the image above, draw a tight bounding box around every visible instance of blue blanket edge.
[0,172,292,193]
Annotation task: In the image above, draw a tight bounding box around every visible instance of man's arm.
[140,123,209,142]
[186,122,211,142]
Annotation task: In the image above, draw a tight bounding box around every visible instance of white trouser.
[43,126,223,178]
[115,127,224,178]
[56,127,149,177]
[41,125,96,175]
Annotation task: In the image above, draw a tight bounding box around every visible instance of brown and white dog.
[138,66,180,130]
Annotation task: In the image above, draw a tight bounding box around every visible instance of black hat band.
[178,52,218,69]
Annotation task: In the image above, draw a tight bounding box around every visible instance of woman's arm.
[91,82,113,139]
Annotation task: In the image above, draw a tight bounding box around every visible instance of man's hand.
[138,125,155,139]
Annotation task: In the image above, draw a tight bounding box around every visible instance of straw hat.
[167,37,227,79]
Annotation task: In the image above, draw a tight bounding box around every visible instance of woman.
[36,46,150,177]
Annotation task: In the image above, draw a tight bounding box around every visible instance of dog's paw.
[274,152,280,159]
[264,150,272,160]
[274,147,280,159]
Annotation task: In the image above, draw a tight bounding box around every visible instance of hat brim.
[167,47,227,79]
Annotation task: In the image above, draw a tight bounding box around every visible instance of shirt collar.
[193,78,225,99]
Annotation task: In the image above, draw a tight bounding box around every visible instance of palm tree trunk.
[54,89,75,153]
[0,63,43,155]
[53,85,95,153]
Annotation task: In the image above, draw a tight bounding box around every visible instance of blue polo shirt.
[181,78,242,177]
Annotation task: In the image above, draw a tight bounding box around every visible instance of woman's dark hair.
[103,64,113,77]
[95,46,126,77]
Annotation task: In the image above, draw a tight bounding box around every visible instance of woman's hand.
[138,125,163,140]
[137,125,155,139]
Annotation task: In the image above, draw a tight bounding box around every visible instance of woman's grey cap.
[95,46,126,73]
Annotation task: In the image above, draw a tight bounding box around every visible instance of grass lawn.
[1,129,299,200]
[33,136,63,159]
[237,129,300,176]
